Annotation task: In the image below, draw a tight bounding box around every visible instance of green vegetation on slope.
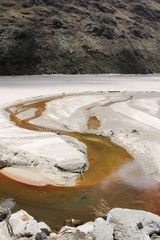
[0,0,160,75]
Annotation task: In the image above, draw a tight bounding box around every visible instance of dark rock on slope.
[0,0,160,75]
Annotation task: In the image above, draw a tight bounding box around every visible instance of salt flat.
[0,74,160,186]
[0,74,160,104]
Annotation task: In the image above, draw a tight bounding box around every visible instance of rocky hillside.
[0,0,160,75]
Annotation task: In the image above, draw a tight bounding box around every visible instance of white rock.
[0,235,9,240]
[77,221,94,234]
[108,208,160,227]
[93,218,114,240]
[108,208,160,240]
[38,221,51,232]
[0,210,51,240]
[49,232,59,239]
[9,210,39,236]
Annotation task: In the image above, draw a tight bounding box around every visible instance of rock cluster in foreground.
[0,208,160,240]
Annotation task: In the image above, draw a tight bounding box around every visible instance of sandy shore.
[0,75,160,186]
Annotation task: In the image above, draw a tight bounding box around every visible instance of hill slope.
[0,0,160,75]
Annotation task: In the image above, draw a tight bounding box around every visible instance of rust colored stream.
[5,95,132,187]
[0,94,159,230]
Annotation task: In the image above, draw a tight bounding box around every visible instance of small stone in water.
[0,198,16,210]
[64,218,84,227]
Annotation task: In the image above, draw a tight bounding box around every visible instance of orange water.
[0,95,159,231]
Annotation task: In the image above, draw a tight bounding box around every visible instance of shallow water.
[1,94,160,230]
[0,166,159,231]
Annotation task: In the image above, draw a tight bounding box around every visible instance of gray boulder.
[108,208,160,240]
[93,218,113,240]
[58,209,160,240]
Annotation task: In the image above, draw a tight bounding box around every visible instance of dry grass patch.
[91,199,110,220]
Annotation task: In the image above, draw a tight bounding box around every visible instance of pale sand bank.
[0,75,160,186]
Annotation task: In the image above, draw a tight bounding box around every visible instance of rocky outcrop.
[0,0,160,75]
[1,208,160,240]
[0,209,52,240]
[108,208,160,240]
[57,208,160,240]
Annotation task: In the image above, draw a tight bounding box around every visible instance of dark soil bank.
[0,0,160,75]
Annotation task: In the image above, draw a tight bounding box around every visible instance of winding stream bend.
[0,93,159,230]
[5,94,132,187]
